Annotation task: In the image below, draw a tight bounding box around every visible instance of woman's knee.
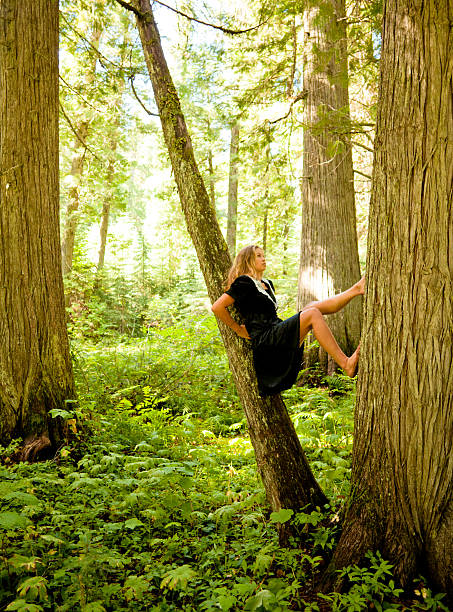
[299,307,322,338]
[300,305,322,324]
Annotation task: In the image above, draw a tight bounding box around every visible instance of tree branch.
[354,168,372,180]
[114,0,144,18]
[351,140,374,153]
[129,76,160,116]
[268,91,308,125]
[152,0,269,35]
[59,102,102,162]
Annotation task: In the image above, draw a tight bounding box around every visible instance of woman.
[211,244,363,396]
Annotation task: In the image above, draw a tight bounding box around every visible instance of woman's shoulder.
[225,275,256,298]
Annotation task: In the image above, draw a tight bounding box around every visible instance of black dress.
[226,275,303,396]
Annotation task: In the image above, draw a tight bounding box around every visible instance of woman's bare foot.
[344,345,360,377]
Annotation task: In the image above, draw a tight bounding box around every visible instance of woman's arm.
[211,293,250,339]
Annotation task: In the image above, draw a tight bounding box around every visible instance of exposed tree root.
[19,434,51,462]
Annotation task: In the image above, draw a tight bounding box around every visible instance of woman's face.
[254,248,267,274]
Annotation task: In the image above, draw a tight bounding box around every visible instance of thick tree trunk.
[298,0,362,368]
[0,0,75,453]
[132,0,328,514]
[327,0,453,601]
[226,121,239,257]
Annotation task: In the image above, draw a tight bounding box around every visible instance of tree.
[0,0,75,456]
[61,3,105,277]
[297,0,362,370]
[327,0,453,599]
[118,0,328,519]
[226,120,239,256]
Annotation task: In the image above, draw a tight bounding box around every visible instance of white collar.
[246,275,277,310]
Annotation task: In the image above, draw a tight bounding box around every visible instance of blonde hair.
[226,245,262,289]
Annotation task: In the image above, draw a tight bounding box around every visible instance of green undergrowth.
[0,316,449,611]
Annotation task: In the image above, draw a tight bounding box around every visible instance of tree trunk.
[326,0,453,601]
[131,0,328,515]
[61,125,88,277]
[0,0,75,455]
[226,121,239,257]
[298,0,362,368]
[207,149,216,212]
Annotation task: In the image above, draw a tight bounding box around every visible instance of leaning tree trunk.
[226,121,239,257]
[298,0,362,371]
[326,0,453,601]
[128,0,328,516]
[0,0,75,457]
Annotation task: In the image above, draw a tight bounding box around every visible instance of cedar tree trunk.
[327,0,453,600]
[0,0,75,455]
[128,0,328,515]
[298,0,362,369]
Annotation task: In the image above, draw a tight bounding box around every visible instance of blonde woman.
[211,244,363,396]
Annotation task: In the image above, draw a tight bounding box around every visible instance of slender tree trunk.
[326,0,453,601]
[61,23,103,277]
[226,121,239,256]
[0,0,75,457]
[62,127,88,276]
[207,149,216,212]
[130,0,328,516]
[298,0,362,369]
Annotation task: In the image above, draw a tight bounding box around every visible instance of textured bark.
[298,0,362,367]
[327,0,453,600]
[0,0,75,447]
[132,0,328,514]
[226,122,239,257]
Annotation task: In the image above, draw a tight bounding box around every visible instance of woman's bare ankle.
[344,345,360,377]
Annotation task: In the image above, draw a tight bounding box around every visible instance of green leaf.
[160,565,197,590]
[124,518,144,529]
[4,492,40,506]
[244,589,276,610]
[83,603,107,612]
[49,408,74,420]
[124,575,150,601]
[17,576,48,601]
[218,594,237,611]
[0,511,30,530]
[269,508,294,524]
[6,600,43,612]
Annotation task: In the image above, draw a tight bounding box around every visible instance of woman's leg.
[299,307,360,377]
[305,276,365,315]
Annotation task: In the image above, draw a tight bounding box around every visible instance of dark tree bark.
[226,121,239,257]
[126,0,328,516]
[298,0,362,370]
[326,0,453,601]
[0,0,75,455]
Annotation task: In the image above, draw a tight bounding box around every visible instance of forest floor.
[0,316,450,611]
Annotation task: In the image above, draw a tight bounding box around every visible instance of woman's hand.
[237,324,250,339]
[355,276,366,295]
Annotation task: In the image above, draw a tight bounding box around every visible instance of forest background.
[1,0,451,610]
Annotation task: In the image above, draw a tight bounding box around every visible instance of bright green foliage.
[0,316,449,610]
